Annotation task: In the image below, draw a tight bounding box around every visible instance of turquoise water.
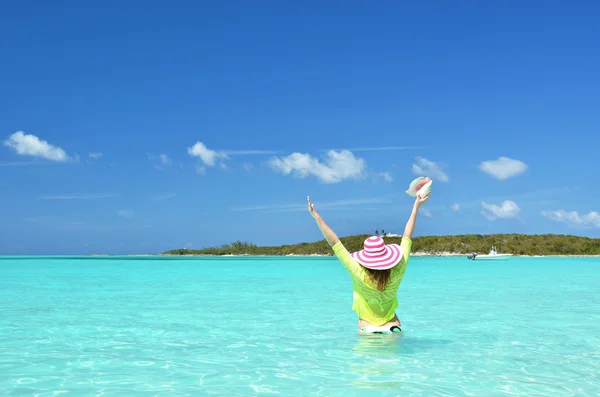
[1,255,598,396]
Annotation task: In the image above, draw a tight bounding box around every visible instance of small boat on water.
[467,246,513,260]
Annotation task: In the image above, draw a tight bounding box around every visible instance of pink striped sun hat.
[350,236,403,270]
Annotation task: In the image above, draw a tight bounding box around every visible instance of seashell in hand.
[406,176,432,197]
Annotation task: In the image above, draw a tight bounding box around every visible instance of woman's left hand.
[415,192,430,207]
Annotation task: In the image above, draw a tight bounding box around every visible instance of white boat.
[467,246,513,260]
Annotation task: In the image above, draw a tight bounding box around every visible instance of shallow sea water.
[0,255,598,396]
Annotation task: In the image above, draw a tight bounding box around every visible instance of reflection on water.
[353,332,454,356]
[349,332,453,391]
[353,332,405,356]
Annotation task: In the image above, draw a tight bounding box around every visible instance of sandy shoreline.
[153,252,600,258]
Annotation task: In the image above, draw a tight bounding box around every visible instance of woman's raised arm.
[308,196,340,247]
[403,193,430,240]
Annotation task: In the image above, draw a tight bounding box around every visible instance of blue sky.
[1,1,599,255]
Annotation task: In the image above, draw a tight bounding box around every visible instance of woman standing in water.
[307,192,429,334]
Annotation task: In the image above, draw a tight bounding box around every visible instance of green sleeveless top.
[331,238,412,326]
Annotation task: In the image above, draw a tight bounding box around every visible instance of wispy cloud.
[187,141,280,174]
[411,157,449,182]
[540,209,600,229]
[24,216,87,229]
[148,153,172,169]
[154,192,176,201]
[88,152,103,160]
[450,186,571,211]
[324,146,425,152]
[380,172,393,182]
[222,150,280,155]
[0,161,52,167]
[25,215,61,223]
[4,131,74,162]
[42,194,121,200]
[117,210,134,218]
[450,203,460,212]
[158,154,171,165]
[372,171,394,183]
[232,198,390,212]
[421,208,432,217]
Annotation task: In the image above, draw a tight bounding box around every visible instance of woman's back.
[332,238,412,326]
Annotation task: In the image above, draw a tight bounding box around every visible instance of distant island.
[162,233,600,257]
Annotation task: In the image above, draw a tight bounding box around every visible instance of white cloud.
[421,208,432,217]
[540,209,600,229]
[243,162,254,171]
[88,152,103,160]
[451,203,460,212]
[4,131,71,162]
[42,194,120,200]
[268,150,367,183]
[232,198,389,212]
[117,210,134,218]
[479,157,527,180]
[187,142,228,166]
[378,172,394,183]
[195,165,206,175]
[480,200,520,220]
[411,157,449,182]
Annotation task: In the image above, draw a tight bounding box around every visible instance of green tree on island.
[162,233,600,256]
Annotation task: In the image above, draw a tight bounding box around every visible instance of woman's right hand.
[307,196,320,219]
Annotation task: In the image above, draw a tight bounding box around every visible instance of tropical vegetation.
[162,233,600,256]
